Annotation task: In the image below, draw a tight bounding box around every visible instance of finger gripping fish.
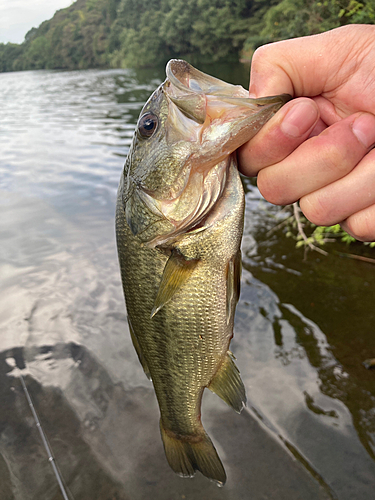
[116,59,290,485]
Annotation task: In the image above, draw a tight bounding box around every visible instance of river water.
[0,65,374,500]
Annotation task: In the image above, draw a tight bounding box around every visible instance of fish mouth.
[164,59,291,128]
[164,59,249,125]
[166,59,251,99]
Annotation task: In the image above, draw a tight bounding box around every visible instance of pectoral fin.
[208,352,246,413]
[128,317,151,380]
[151,251,199,318]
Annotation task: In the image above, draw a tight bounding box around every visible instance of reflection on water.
[0,66,374,500]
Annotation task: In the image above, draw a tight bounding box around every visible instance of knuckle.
[251,43,283,71]
[237,145,261,177]
[317,141,350,177]
[257,171,291,205]
[299,195,332,226]
[313,121,368,179]
[251,45,270,65]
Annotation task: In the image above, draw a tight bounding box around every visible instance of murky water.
[0,65,374,500]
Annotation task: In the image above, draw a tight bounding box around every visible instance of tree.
[259,0,375,43]
[22,36,51,69]
[0,43,23,72]
[1,0,374,73]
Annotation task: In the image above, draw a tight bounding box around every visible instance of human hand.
[238,24,375,242]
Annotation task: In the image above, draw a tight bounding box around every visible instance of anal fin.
[128,316,151,380]
[151,250,198,318]
[208,351,246,413]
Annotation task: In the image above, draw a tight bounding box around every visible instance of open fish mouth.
[165,59,291,128]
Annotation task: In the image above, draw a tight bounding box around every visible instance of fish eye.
[138,112,158,138]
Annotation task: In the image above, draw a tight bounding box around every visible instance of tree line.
[0,0,374,72]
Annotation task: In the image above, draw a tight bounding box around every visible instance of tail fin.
[160,420,226,486]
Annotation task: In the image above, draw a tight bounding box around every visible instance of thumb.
[249,26,363,98]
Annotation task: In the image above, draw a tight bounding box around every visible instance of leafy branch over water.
[0,0,374,72]
[277,202,375,262]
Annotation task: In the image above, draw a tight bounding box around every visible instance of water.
[0,65,374,500]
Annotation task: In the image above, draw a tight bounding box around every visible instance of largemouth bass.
[116,60,290,485]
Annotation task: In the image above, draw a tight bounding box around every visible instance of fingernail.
[281,100,318,138]
[352,113,375,148]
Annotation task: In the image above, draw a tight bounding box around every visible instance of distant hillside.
[2,0,120,71]
[1,0,374,72]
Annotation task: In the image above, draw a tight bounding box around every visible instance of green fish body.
[116,60,290,485]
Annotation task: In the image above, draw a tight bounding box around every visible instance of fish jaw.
[164,59,291,168]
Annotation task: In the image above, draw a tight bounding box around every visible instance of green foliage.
[111,0,256,67]
[284,207,375,258]
[2,0,121,71]
[23,36,51,70]
[288,216,354,248]
[311,224,357,245]
[0,0,374,72]
[110,5,169,68]
[256,0,375,44]
[189,1,251,61]
[0,43,23,72]
[0,0,260,71]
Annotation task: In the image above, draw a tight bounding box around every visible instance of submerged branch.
[293,203,329,258]
[333,251,375,265]
[266,215,295,237]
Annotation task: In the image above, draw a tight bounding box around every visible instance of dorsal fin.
[151,250,199,318]
[226,250,242,324]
